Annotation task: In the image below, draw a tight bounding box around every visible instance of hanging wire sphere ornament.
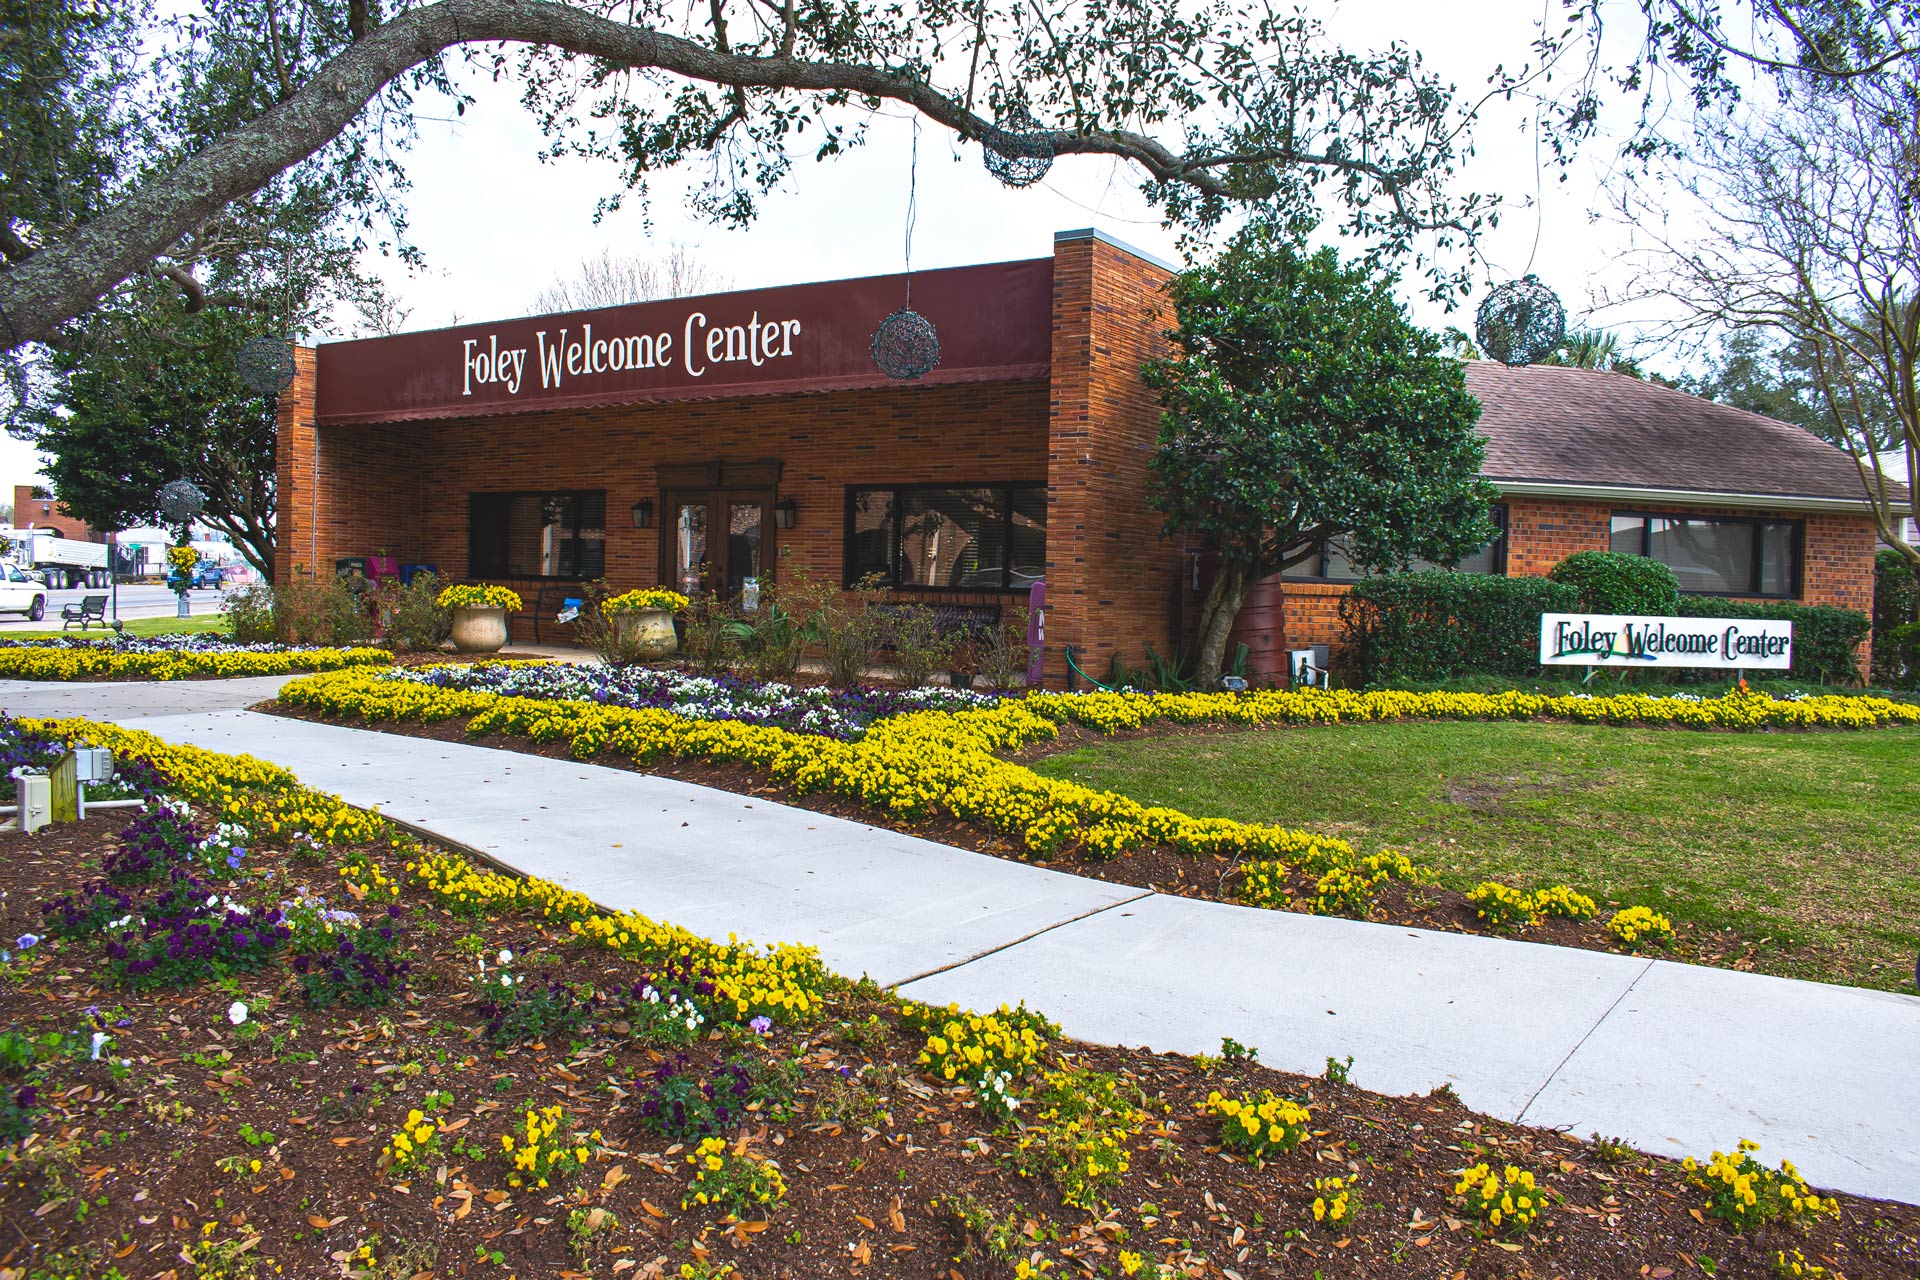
[158,478,206,525]
[870,307,941,381]
[1474,276,1567,367]
[235,335,297,396]
[979,98,1054,189]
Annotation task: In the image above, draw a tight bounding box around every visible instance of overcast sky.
[6,0,1685,502]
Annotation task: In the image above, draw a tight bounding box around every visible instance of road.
[0,582,229,631]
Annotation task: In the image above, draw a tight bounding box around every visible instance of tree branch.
[0,0,1464,352]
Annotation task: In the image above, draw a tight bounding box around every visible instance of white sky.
[4,0,1685,498]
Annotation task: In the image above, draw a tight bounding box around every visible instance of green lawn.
[2,614,229,639]
[1032,721,1920,991]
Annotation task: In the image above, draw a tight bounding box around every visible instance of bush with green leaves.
[372,572,451,653]
[1873,549,1919,687]
[1670,597,1869,685]
[224,581,276,645]
[1340,572,1577,683]
[879,602,952,688]
[1548,551,1681,615]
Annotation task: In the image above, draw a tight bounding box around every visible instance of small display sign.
[1539,612,1793,670]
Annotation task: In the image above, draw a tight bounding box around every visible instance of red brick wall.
[10,484,97,542]
[1043,235,1179,684]
[277,362,1051,642]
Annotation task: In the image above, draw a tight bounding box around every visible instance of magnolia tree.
[1145,225,1499,685]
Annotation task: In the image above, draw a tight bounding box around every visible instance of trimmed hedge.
[1338,572,1577,682]
[1670,596,1870,686]
[1548,551,1680,615]
[1340,567,1872,686]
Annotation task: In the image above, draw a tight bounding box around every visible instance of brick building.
[276,228,1891,684]
[10,485,99,542]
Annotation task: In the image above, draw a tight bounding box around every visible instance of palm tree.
[1544,328,1645,377]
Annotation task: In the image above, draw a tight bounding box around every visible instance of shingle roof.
[1463,362,1898,507]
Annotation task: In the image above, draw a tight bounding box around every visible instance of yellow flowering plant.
[1452,1161,1544,1233]
[1010,1066,1147,1210]
[1310,1174,1355,1226]
[1607,905,1677,950]
[1683,1139,1838,1230]
[436,583,524,611]
[601,588,692,614]
[1532,884,1598,920]
[1201,1089,1310,1166]
[683,1135,788,1214]
[500,1103,602,1190]
[899,1001,1057,1118]
[382,1107,445,1178]
[0,644,391,683]
[1467,881,1541,932]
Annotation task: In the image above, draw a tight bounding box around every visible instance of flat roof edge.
[1490,478,1884,515]
[1054,227,1181,273]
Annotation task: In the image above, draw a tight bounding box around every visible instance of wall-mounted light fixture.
[774,497,798,530]
[631,499,655,529]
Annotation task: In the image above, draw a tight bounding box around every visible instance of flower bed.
[384,660,997,739]
[2,714,1912,1279]
[0,633,392,681]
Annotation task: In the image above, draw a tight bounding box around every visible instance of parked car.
[0,563,49,620]
[191,564,226,590]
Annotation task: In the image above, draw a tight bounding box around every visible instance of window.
[468,491,607,579]
[1284,505,1509,581]
[844,485,1047,591]
[1609,512,1800,597]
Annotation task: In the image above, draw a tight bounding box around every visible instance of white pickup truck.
[0,562,49,620]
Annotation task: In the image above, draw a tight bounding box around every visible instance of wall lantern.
[774,497,798,530]
[631,499,654,529]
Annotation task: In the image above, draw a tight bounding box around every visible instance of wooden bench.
[61,594,123,633]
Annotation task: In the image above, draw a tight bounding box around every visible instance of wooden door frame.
[656,460,783,595]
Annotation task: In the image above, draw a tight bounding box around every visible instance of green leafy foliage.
[1340,573,1577,683]
[1873,549,1920,687]
[1548,551,1681,615]
[1144,223,1498,680]
[1670,597,1870,685]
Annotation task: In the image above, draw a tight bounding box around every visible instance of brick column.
[1044,230,1179,685]
[274,347,319,583]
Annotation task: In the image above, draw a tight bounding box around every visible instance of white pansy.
[227,1001,249,1026]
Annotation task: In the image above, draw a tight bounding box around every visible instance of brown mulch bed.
[3,812,1917,1279]
[261,704,1765,973]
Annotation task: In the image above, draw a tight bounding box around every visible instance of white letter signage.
[1539,613,1793,670]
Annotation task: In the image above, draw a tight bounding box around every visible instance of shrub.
[1670,597,1869,685]
[1548,551,1681,614]
[225,582,277,645]
[1201,1088,1310,1166]
[980,605,1035,691]
[1872,549,1919,686]
[817,577,887,688]
[1340,572,1578,683]
[677,592,739,674]
[372,572,451,652]
[571,579,655,667]
[880,602,952,688]
[274,571,373,647]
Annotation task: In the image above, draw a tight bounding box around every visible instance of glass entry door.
[665,490,772,606]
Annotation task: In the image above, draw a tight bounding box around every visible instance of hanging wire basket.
[1474,277,1567,367]
[980,98,1054,189]
[158,478,206,525]
[870,307,941,381]
[236,335,297,396]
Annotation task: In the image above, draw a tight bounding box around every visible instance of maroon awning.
[314,257,1054,426]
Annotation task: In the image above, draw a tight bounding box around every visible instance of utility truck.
[5,529,113,590]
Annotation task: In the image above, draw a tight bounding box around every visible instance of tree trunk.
[1193,560,1255,687]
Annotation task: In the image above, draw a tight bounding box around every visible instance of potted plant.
[600,587,691,660]
[436,584,523,653]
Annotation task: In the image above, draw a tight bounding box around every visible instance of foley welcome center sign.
[1540,613,1794,670]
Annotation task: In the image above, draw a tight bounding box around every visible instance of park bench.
[61,594,123,634]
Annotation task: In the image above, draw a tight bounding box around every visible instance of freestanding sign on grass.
[1539,613,1794,670]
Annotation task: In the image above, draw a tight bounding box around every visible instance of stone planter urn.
[616,608,678,660]
[450,606,509,654]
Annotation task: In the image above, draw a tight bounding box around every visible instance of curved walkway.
[1,678,1913,1205]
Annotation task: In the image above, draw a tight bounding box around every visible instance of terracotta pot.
[450,606,509,654]
[615,607,678,659]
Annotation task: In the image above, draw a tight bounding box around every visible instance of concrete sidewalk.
[0,674,297,719]
[62,706,1920,1205]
